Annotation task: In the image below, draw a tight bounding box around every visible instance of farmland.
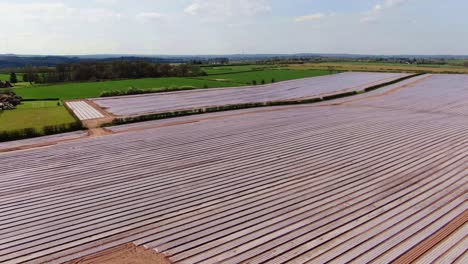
[201,65,283,75]
[0,73,10,80]
[11,60,468,102]
[13,78,236,100]
[0,73,25,82]
[93,72,410,117]
[198,69,331,85]
[289,62,468,74]
[12,69,332,100]
[0,100,76,132]
[0,73,467,263]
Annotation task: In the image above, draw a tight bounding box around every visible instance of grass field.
[0,101,76,132]
[0,73,32,88]
[288,62,468,74]
[14,77,240,100]
[14,69,331,100]
[0,73,10,81]
[201,65,284,75]
[0,73,25,81]
[198,69,331,85]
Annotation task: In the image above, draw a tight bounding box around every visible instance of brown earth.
[65,243,171,264]
[88,128,113,137]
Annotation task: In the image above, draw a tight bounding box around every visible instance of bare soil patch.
[66,243,171,264]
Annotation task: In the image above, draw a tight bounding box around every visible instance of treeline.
[0,122,83,143]
[22,61,206,84]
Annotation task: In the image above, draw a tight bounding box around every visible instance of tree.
[252,80,257,85]
[24,65,35,83]
[261,79,265,85]
[271,78,275,83]
[10,72,18,84]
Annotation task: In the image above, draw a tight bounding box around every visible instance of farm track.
[0,74,467,263]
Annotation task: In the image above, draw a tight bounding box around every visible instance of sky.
[1,0,467,55]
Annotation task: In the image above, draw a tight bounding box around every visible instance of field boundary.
[0,100,84,143]
[103,73,421,127]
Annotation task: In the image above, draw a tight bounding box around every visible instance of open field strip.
[92,72,410,116]
[0,73,467,263]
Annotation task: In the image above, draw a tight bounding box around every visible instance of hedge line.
[104,98,325,127]
[364,73,425,92]
[0,122,83,143]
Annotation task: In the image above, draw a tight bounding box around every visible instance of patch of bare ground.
[88,128,113,137]
[82,116,115,129]
[66,243,171,264]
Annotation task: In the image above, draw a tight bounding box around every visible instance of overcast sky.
[1,0,467,55]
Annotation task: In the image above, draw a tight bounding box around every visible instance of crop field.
[13,78,237,100]
[13,69,331,100]
[0,74,467,263]
[201,65,283,75]
[0,101,76,132]
[289,62,468,74]
[198,69,331,85]
[92,72,410,116]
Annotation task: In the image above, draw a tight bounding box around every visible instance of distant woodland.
[21,61,206,83]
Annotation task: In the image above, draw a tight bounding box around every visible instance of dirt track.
[66,243,170,264]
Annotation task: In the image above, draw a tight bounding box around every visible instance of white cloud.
[184,2,201,15]
[361,0,410,23]
[0,2,121,22]
[184,0,271,17]
[294,13,326,23]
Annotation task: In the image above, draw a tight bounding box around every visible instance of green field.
[198,69,331,85]
[0,73,31,88]
[14,77,240,100]
[0,73,25,81]
[0,73,10,81]
[202,65,284,75]
[0,101,76,132]
[14,69,331,100]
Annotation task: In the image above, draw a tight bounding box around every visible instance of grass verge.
[0,100,83,142]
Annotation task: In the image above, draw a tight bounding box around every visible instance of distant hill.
[0,53,467,69]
